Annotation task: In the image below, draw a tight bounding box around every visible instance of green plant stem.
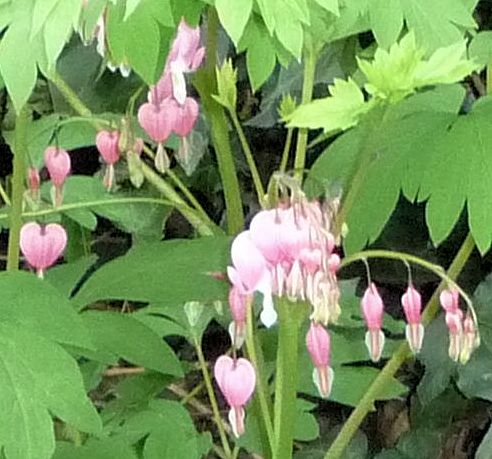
[245,300,275,453]
[0,197,174,222]
[6,107,29,271]
[293,45,317,180]
[324,232,475,459]
[272,299,308,459]
[280,128,294,173]
[49,71,220,237]
[194,339,233,459]
[0,181,10,206]
[228,110,265,206]
[194,7,244,234]
[141,143,214,227]
[487,58,492,94]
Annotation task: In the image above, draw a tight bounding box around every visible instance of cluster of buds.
[440,288,479,363]
[138,20,203,172]
[19,222,67,278]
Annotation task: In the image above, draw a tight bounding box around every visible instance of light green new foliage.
[289,32,477,133]
[358,33,478,102]
[286,78,372,132]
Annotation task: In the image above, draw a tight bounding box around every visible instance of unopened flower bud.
[306,322,334,398]
[401,284,424,354]
[361,283,385,362]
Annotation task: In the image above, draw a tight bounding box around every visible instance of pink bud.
[27,167,40,192]
[20,222,67,278]
[214,355,256,438]
[96,130,120,165]
[445,309,463,362]
[327,253,341,272]
[228,287,248,349]
[361,283,385,362]
[401,284,424,353]
[401,284,422,325]
[137,102,172,143]
[440,288,460,313]
[460,312,479,363]
[306,322,334,398]
[361,283,384,330]
[44,146,71,187]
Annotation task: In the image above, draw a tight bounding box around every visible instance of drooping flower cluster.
[440,288,479,363]
[217,189,341,406]
[138,19,203,172]
[20,222,67,278]
[228,198,341,329]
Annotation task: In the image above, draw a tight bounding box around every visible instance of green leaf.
[239,15,277,91]
[215,0,252,46]
[73,236,230,308]
[80,311,183,376]
[41,0,81,70]
[0,271,93,349]
[369,0,404,49]
[399,0,476,51]
[274,6,304,59]
[476,423,492,459]
[0,2,38,113]
[0,323,101,459]
[287,78,371,132]
[294,399,319,442]
[305,85,469,253]
[313,0,339,15]
[469,31,492,68]
[54,438,138,459]
[46,255,97,298]
[124,0,142,20]
[358,33,476,103]
[106,1,170,83]
[115,400,212,459]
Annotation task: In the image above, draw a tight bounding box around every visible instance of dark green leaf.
[80,311,183,376]
[73,236,230,307]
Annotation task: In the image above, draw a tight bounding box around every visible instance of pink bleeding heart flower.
[96,130,120,165]
[228,286,249,349]
[44,146,71,206]
[306,322,334,398]
[166,97,199,138]
[167,19,205,104]
[445,308,463,361]
[401,284,424,354]
[460,312,480,363]
[214,355,256,438]
[20,222,67,278]
[227,231,276,327]
[249,209,285,266]
[439,288,460,313]
[137,102,172,172]
[361,283,385,362]
[96,130,121,191]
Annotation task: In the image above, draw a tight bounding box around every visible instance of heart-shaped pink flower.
[96,130,120,165]
[44,146,71,187]
[214,355,256,408]
[164,97,199,137]
[20,222,67,277]
[137,102,172,143]
[214,355,256,437]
